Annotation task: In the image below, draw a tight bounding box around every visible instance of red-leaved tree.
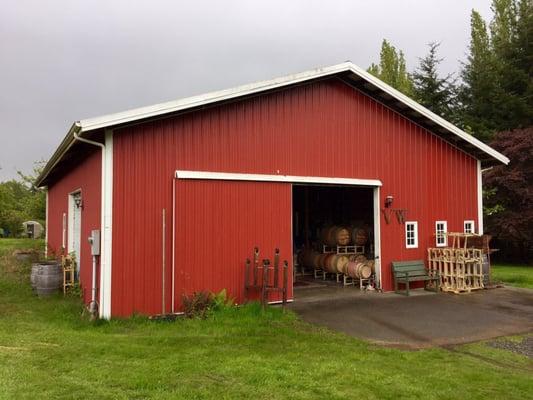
[484,127,533,263]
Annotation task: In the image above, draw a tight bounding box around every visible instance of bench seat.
[392,260,440,296]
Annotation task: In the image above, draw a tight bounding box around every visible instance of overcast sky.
[0,0,493,181]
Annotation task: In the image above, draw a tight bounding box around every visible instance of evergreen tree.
[412,42,458,122]
[460,1,533,139]
[368,39,414,96]
[459,10,502,140]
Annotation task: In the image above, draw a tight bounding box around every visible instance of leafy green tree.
[368,39,414,96]
[412,42,458,122]
[0,161,46,236]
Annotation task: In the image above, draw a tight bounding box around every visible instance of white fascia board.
[346,64,510,165]
[78,62,354,132]
[175,170,382,187]
[76,61,508,165]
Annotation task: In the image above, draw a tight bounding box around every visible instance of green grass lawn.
[0,239,532,399]
[492,264,533,289]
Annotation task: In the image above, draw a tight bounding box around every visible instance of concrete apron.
[288,285,533,349]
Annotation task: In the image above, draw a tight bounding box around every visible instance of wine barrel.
[348,254,367,263]
[346,261,372,279]
[351,226,369,246]
[322,253,336,272]
[322,226,352,246]
[302,250,320,268]
[35,262,62,297]
[366,260,375,273]
[321,226,338,246]
[317,253,330,270]
[333,255,349,273]
[312,253,322,269]
[324,254,347,273]
[335,228,351,246]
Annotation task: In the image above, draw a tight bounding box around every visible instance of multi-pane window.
[464,220,475,234]
[435,221,447,247]
[405,221,418,249]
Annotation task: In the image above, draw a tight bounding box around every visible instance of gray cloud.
[0,0,492,180]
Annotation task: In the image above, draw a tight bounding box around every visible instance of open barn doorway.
[292,184,380,298]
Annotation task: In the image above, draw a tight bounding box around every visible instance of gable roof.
[36,61,509,186]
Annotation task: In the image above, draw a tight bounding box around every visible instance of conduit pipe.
[171,176,176,314]
[73,130,105,318]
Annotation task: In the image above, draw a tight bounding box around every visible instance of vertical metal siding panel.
[108,78,482,316]
[47,149,101,305]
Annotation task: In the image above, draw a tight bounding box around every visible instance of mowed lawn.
[0,239,532,399]
[492,264,533,289]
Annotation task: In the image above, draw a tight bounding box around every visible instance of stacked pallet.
[427,247,484,293]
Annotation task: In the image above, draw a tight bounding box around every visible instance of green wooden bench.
[392,260,440,296]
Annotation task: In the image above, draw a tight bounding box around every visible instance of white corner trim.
[175,170,382,187]
[477,160,484,235]
[373,187,382,288]
[99,130,113,319]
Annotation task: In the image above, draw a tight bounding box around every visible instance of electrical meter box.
[88,230,100,256]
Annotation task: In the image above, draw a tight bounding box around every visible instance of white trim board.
[175,170,382,187]
[37,62,509,188]
[99,130,113,319]
[76,62,508,166]
[477,161,484,235]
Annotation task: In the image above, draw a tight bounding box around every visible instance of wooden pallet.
[428,247,484,293]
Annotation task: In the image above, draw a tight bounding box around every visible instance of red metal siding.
[46,150,101,303]
[112,78,479,316]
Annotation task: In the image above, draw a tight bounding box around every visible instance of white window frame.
[464,220,475,234]
[435,221,447,247]
[405,221,418,249]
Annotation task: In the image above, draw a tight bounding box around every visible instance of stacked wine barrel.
[299,248,375,278]
[320,225,370,247]
[344,255,374,279]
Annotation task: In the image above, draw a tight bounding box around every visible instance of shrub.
[181,289,234,319]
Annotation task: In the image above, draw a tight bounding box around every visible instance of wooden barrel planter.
[351,226,369,246]
[35,262,63,297]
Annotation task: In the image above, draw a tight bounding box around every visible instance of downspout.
[171,174,176,314]
[73,129,105,318]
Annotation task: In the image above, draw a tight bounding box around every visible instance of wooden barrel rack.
[244,247,288,308]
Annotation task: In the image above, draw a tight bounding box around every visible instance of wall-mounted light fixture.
[385,195,394,208]
[74,196,83,209]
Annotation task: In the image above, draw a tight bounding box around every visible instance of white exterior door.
[68,191,82,276]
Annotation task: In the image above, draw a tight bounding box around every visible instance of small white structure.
[22,221,44,239]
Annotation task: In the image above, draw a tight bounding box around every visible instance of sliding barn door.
[174,179,292,309]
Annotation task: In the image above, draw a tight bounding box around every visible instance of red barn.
[37,63,508,319]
